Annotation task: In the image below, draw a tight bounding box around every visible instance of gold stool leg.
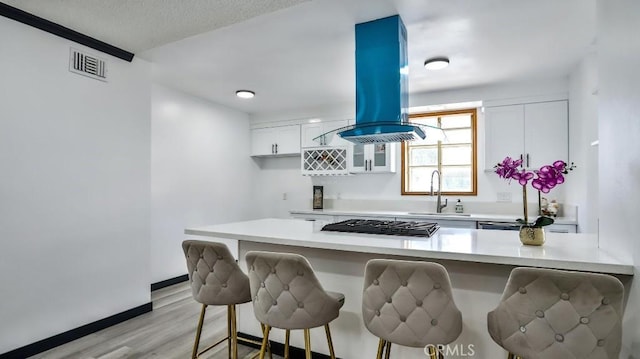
[284,329,290,359]
[324,324,336,359]
[304,328,312,359]
[258,325,271,359]
[507,353,516,359]
[227,305,232,359]
[260,323,272,359]
[427,345,438,359]
[192,304,207,359]
[376,339,386,359]
[231,305,238,359]
[384,341,391,359]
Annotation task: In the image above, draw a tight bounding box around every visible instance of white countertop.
[290,209,578,224]
[186,218,632,275]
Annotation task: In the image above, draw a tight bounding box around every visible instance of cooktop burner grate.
[321,219,439,237]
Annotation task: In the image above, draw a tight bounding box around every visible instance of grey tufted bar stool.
[182,240,270,359]
[487,267,625,359]
[246,251,345,359]
[362,259,463,359]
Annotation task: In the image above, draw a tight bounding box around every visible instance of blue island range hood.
[338,15,426,144]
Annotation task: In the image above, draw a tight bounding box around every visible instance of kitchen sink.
[406,212,472,217]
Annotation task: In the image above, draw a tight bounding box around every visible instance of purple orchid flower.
[495,156,523,180]
[512,169,534,186]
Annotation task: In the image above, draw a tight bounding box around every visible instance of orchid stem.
[522,185,528,225]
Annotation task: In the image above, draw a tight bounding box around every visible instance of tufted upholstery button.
[560,293,570,300]
[283,284,289,290]
[518,287,527,294]
[416,300,423,307]
[272,300,277,306]
[519,326,526,333]
[271,268,277,274]
[387,298,392,303]
[260,282,265,288]
[555,334,564,342]
[200,254,204,258]
[597,339,605,347]
[297,270,304,276]
[433,283,441,289]
[535,310,545,318]
[401,280,408,286]
[375,309,380,316]
[298,302,304,308]
[400,315,406,322]
[217,255,223,260]
[373,279,379,285]
[580,317,590,324]
[221,283,227,288]
[250,265,254,271]
[431,319,438,326]
[602,297,610,305]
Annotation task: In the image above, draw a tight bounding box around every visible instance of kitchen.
[1,0,639,358]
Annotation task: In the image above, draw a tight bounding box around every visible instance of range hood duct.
[338,15,426,144]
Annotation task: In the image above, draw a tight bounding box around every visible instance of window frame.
[401,108,478,196]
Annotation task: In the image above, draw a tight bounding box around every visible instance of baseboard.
[0,302,152,359]
[237,332,340,359]
[150,274,189,291]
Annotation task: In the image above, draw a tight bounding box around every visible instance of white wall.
[0,18,151,353]
[151,83,255,282]
[597,0,640,356]
[250,78,570,218]
[567,53,598,233]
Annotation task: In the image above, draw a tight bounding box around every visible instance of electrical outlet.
[497,192,512,202]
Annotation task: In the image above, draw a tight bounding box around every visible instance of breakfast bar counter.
[185,218,633,358]
[185,218,631,275]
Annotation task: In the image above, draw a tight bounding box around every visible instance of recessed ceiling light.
[424,57,450,70]
[236,90,255,99]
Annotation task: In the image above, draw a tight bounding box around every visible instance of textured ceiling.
[1,0,310,52]
[1,0,596,115]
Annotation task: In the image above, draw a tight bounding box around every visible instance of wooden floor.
[30,282,278,359]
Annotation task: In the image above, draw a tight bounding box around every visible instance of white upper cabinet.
[485,100,568,170]
[351,142,396,173]
[301,120,351,147]
[523,101,569,169]
[250,124,301,156]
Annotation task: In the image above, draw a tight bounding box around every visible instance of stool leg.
[427,345,438,359]
[324,324,336,359]
[284,329,290,359]
[507,354,515,359]
[384,341,391,359]
[231,305,238,359]
[260,323,272,359]
[227,305,232,359]
[304,328,312,359]
[192,304,207,359]
[259,325,271,359]
[376,339,386,359]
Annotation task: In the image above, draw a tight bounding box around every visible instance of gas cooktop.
[321,219,439,237]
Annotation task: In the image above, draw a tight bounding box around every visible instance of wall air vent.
[69,48,107,82]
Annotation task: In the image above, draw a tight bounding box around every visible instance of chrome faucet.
[430,170,448,213]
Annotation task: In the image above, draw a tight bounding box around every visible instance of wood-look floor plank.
[29,283,280,359]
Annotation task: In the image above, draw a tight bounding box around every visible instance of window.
[401,109,477,195]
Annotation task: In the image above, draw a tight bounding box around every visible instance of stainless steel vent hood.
[337,15,426,144]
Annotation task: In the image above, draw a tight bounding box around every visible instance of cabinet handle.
[520,154,523,162]
[365,159,368,171]
[526,153,530,167]
[272,144,275,154]
[368,159,372,171]
[275,143,278,154]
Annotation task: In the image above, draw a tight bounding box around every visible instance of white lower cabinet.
[546,224,577,233]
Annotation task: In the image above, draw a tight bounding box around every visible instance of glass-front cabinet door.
[350,143,396,173]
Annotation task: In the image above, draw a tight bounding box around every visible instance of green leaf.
[534,216,555,227]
